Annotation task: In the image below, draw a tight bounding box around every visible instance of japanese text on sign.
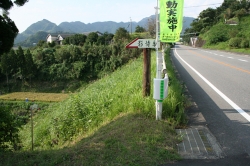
[138,39,159,48]
[160,0,184,42]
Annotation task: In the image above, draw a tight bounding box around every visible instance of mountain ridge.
[14,15,195,46]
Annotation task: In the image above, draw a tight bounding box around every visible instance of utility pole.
[130,17,132,34]
[154,0,168,120]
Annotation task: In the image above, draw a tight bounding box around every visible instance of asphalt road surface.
[164,44,250,165]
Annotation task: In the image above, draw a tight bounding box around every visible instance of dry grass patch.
[0,92,70,102]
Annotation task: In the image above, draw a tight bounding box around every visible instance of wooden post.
[31,107,33,151]
[143,48,151,97]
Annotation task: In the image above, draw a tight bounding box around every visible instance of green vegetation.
[16,31,49,47]
[200,15,250,54]
[183,0,250,54]
[0,0,29,56]
[0,48,188,165]
[1,12,188,164]
[0,114,181,166]
[0,31,142,93]
[0,105,20,150]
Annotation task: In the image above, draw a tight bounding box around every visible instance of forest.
[0,27,146,93]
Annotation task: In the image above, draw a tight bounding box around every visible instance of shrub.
[240,39,249,48]
[229,37,242,48]
[0,106,20,150]
[207,31,228,45]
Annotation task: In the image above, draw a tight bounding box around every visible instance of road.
[169,44,250,164]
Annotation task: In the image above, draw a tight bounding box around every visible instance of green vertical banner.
[160,0,184,42]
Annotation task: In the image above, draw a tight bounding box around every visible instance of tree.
[97,35,105,45]
[97,32,114,45]
[86,32,99,45]
[63,34,87,46]
[114,27,130,41]
[1,52,12,84]
[0,0,29,57]
[1,49,18,84]
[55,46,71,63]
[24,49,36,82]
[135,25,146,33]
[16,46,25,81]
[37,40,47,47]
[0,15,18,56]
[48,41,56,48]
[146,18,156,37]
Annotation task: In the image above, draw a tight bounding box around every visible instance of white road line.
[174,47,250,122]
[239,59,248,62]
[198,48,249,63]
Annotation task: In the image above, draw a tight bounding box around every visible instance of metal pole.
[130,17,132,34]
[155,0,162,120]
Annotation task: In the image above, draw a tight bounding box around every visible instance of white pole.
[155,0,162,120]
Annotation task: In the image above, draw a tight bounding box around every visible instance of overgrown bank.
[0,48,188,165]
[183,0,250,54]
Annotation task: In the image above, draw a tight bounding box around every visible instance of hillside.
[198,15,250,53]
[0,49,187,165]
[15,19,63,44]
[14,15,194,47]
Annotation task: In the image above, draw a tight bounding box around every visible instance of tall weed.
[19,49,187,150]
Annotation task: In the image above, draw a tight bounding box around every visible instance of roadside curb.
[176,126,225,159]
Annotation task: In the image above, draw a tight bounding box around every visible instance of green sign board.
[160,0,184,42]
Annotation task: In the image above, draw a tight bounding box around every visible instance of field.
[0,92,70,102]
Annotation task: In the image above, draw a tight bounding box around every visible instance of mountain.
[23,19,63,34]
[183,16,195,33]
[16,31,49,47]
[15,19,64,44]
[14,16,195,46]
[58,21,134,34]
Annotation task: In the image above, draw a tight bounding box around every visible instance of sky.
[8,0,224,33]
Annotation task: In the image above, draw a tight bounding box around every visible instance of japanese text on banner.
[160,0,184,42]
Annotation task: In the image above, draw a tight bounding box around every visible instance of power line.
[184,3,222,8]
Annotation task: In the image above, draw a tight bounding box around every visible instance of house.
[46,33,75,45]
[46,34,58,43]
[58,34,74,45]
[46,31,103,45]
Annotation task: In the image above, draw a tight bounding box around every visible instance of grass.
[200,15,250,55]
[0,113,181,166]
[0,49,187,165]
[0,92,70,102]
[203,41,250,55]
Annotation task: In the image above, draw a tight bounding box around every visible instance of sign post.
[126,38,159,97]
[126,38,160,49]
[126,0,184,120]
[143,48,151,97]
